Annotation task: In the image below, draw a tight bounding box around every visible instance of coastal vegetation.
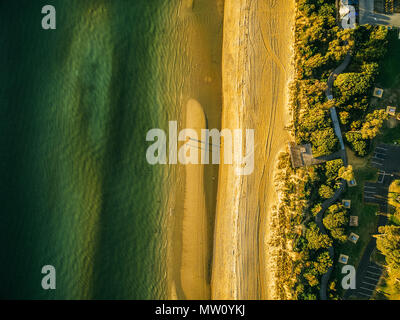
[271,0,391,300]
[374,180,400,298]
[388,180,400,212]
[375,223,400,297]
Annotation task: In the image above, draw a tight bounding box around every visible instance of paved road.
[359,0,400,27]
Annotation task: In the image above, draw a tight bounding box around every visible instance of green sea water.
[0,0,189,299]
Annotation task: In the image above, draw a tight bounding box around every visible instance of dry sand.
[211,0,295,299]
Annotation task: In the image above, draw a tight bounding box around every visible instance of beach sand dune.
[211,0,294,300]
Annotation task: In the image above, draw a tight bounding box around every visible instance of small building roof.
[386,106,397,116]
[342,199,351,208]
[373,88,384,98]
[288,142,323,168]
[348,179,357,187]
[348,232,359,244]
[339,254,349,264]
[349,215,358,227]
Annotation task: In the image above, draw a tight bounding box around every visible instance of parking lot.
[365,143,400,209]
[364,181,391,211]
[352,263,383,299]
[370,145,387,170]
[370,143,400,174]
[352,143,400,299]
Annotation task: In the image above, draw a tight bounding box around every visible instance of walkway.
[315,180,347,300]
[331,107,345,150]
[316,52,352,300]
[326,53,352,98]
[326,53,352,151]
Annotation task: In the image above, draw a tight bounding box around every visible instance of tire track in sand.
[212,0,294,300]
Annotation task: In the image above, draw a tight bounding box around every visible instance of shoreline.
[166,0,224,300]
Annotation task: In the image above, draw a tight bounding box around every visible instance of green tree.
[323,204,348,242]
[304,272,319,287]
[314,251,333,274]
[323,205,348,229]
[325,159,344,183]
[319,184,334,199]
[361,109,389,139]
[339,111,350,125]
[338,165,355,182]
[311,128,338,157]
[312,203,323,216]
[306,223,333,250]
[345,131,368,156]
[376,225,400,270]
[334,71,373,102]
[330,228,347,243]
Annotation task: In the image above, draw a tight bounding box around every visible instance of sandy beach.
[167,0,294,300]
[211,0,294,299]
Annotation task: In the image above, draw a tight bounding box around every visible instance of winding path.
[315,180,346,300]
[316,52,351,300]
[326,53,352,98]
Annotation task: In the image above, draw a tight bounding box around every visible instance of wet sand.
[211,0,294,299]
[167,0,224,300]
[180,99,210,299]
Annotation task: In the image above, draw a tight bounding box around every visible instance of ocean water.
[0,0,190,299]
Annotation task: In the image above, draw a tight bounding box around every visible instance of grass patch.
[378,121,400,145]
[346,147,369,169]
[377,30,400,89]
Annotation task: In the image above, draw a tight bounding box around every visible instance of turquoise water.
[0,0,187,299]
